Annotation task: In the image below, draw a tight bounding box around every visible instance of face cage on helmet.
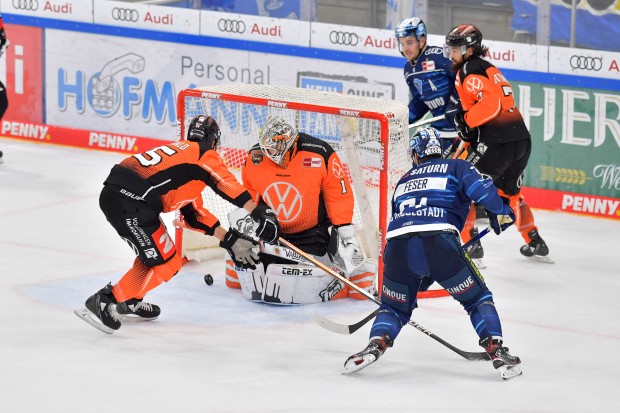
[409,128,442,163]
[260,131,298,167]
[442,43,468,59]
[210,130,222,151]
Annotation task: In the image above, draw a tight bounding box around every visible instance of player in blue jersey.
[395,17,488,265]
[342,127,522,380]
[395,17,460,158]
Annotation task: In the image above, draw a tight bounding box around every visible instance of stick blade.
[313,313,352,335]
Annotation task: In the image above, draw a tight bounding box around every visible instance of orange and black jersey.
[104,140,251,236]
[242,133,354,236]
[455,56,530,144]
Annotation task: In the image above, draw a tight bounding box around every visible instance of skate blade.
[117,314,159,322]
[499,364,523,380]
[471,258,487,269]
[74,308,116,334]
[526,254,554,264]
[342,354,377,375]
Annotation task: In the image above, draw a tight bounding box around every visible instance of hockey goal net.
[175,83,410,274]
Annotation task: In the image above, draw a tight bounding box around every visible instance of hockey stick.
[278,238,490,361]
[463,227,491,251]
[314,227,493,337]
[408,114,445,130]
[314,308,381,335]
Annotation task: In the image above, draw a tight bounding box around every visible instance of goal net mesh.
[176,84,410,264]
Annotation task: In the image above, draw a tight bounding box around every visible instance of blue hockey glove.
[485,203,516,235]
[454,111,479,143]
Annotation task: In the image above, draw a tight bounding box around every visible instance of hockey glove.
[454,111,479,143]
[327,225,365,273]
[250,203,281,244]
[220,229,260,270]
[485,203,516,235]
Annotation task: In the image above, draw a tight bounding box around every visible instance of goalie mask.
[187,115,221,150]
[409,127,443,165]
[258,116,299,168]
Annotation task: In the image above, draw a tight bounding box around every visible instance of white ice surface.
[0,138,619,413]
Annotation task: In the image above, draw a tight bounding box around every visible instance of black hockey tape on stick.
[278,237,490,362]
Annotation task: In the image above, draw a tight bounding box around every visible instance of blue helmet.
[395,17,427,41]
[409,127,443,164]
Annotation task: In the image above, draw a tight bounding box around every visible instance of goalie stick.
[278,237,490,362]
[314,227,493,336]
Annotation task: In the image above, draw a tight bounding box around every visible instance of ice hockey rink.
[0,138,618,413]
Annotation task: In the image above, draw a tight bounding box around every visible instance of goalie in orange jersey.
[444,24,552,263]
[75,115,281,334]
[225,115,377,304]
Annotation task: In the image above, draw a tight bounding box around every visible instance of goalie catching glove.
[485,201,516,235]
[250,203,280,244]
[327,224,365,274]
[454,111,479,143]
[220,228,260,270]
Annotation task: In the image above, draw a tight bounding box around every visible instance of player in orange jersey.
[225,116,377,304]
[444,24,551,263]
[75,115,281,334]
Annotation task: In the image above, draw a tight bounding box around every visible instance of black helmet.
[187,115,221,150]
[445,24,482,50]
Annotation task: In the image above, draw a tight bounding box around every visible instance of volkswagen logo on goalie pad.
[218,19,246,34]
[13,0,39,10]
[112,7,140,22]
[329,31,359,46]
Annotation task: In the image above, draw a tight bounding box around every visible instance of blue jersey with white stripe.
[404,45,459,133]
[386,158,506,238]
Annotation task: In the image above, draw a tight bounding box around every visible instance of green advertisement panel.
[513,81,620,199]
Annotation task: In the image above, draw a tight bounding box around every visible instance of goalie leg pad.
[347,261,377,300]
[225,251,266,301]
[261,263,347,304]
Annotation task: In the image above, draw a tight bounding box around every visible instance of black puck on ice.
[204,274,214,285]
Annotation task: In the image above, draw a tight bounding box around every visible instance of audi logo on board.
[112,7,140,23]
[570,55,603,71]
[218,19,246,34]
[13,0,39,10]
[329,31,359,46]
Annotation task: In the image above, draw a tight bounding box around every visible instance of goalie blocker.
[225,208,376,304]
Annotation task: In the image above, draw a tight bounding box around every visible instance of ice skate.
[480,336,522,380]
[520,229,553,263]
[116,298,160,321]
[467,228,486,269]
[342,334,393,375]
[74,283,121,334]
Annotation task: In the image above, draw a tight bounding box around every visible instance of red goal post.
[175,83,413,289]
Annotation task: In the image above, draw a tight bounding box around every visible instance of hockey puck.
[204,274,214,285]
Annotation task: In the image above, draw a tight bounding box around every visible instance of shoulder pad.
[298,133,334,155]
[459,57,490,79]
